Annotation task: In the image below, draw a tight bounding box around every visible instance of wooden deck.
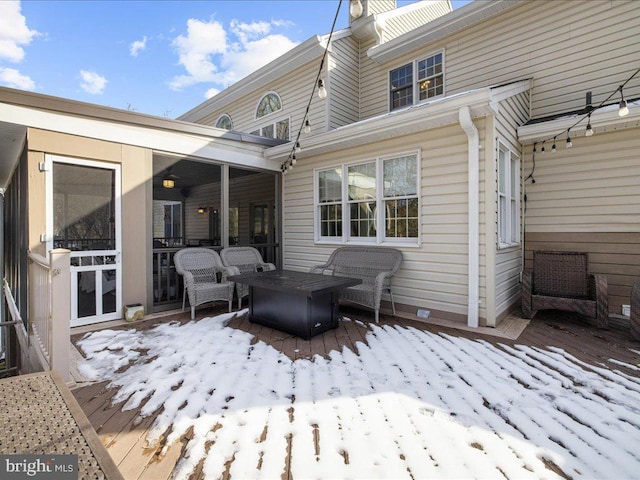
[71,305,640,480]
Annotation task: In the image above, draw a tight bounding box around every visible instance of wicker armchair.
[310,247,402,323]
[631,282,640,341]
[220,247,276,309]
[174,248,236,319]
[522,251,608,328]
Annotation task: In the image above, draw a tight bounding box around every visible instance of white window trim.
[314,150,421,247]
[254,91,283,120]
[215,114,233,130]
[251,115,291,141]
[497,140,521,249]
[389,49,445,112]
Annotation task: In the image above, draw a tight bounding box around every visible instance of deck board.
[72,304,640,480]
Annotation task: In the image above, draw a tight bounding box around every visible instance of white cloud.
[129,36,147,56]
[0,67,35,90]
[204,87,220,99]
[0,0,40,62]
[169,17,297,91]
[80,70,107,94]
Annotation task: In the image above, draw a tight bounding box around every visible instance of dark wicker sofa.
[522,251,608,328]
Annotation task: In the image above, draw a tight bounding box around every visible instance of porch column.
[50,248,71,384]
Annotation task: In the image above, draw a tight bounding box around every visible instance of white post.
[50,248,71,383]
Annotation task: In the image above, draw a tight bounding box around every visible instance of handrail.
[27,251,52,370]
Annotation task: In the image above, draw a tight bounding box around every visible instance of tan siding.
[363,0,640,120]
[493,92,530,320]
[360,37,388,120]
[364,0,396,16]
[382,1,452,43]
[523,129,640,233]
[329,36,360,128]
[283,123,490,320]
[524,232,640,314]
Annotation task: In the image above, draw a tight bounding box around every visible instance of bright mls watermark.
[0,455,77,479]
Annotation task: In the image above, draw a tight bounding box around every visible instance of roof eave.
[266,79,532,161]
[178,35,327,122]
[368,0,524,64]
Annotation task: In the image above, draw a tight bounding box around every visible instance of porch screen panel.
[53,163,116,251]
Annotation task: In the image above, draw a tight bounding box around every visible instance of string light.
[349,0,363,18]
[585,113,594,136]
[530,67,638,153]
[281,1,343,173]
[318,79,327,99]
[551,137,557,153]
[541,141,545,154]
[619,85,629,117]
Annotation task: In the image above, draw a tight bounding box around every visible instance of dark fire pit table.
[228,269,361,339]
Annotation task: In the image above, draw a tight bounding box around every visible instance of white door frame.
[45,154,122,327]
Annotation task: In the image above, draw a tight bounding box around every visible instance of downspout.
[459,106,479,328]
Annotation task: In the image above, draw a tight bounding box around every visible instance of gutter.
[459,106,480,328]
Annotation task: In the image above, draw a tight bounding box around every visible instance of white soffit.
[0,102,279,171]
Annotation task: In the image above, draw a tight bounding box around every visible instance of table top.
[229,269,361,297]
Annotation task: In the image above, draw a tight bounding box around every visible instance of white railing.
[28,251,52,369]
[27,249,71,383]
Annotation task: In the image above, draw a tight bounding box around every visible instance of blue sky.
[1,0,471,118]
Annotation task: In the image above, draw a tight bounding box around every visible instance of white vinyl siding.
[328,36,360,128]
[285,125,482,319]
[381,1,451,43]
[193,59,327,137]
[363,0,639,121]
[523,128,640,234]
[494,92,529,320]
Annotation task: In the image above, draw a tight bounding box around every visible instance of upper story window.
[497,141,520,248]
[390,51,444,111]
[315,152,420,246]
[252,92,289,140]
[215,114,232,130]
[256,93,282,118]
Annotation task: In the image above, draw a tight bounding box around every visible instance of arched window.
[215,114,233,130]
[256,93,282,118]
[252,92,289,140]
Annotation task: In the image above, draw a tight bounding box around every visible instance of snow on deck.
[76,311,640,479]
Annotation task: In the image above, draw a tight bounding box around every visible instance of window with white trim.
[252,92,289,140]
[315,152,420,245]
[497,141,520,247]
[390,51,444,111]
[215,114,232,130]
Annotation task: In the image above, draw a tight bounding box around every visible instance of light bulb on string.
[349,0,363,18]
[317,79,327,99]
[552,137,557,153]
[304,119,311,133]
[618,88,629,117]
[585,116,594,137]
[566,129,572,148]
[295,142,301,153]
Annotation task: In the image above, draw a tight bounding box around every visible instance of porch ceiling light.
[162,178,175,189]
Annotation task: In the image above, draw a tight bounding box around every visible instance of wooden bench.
[310,247,403,323]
